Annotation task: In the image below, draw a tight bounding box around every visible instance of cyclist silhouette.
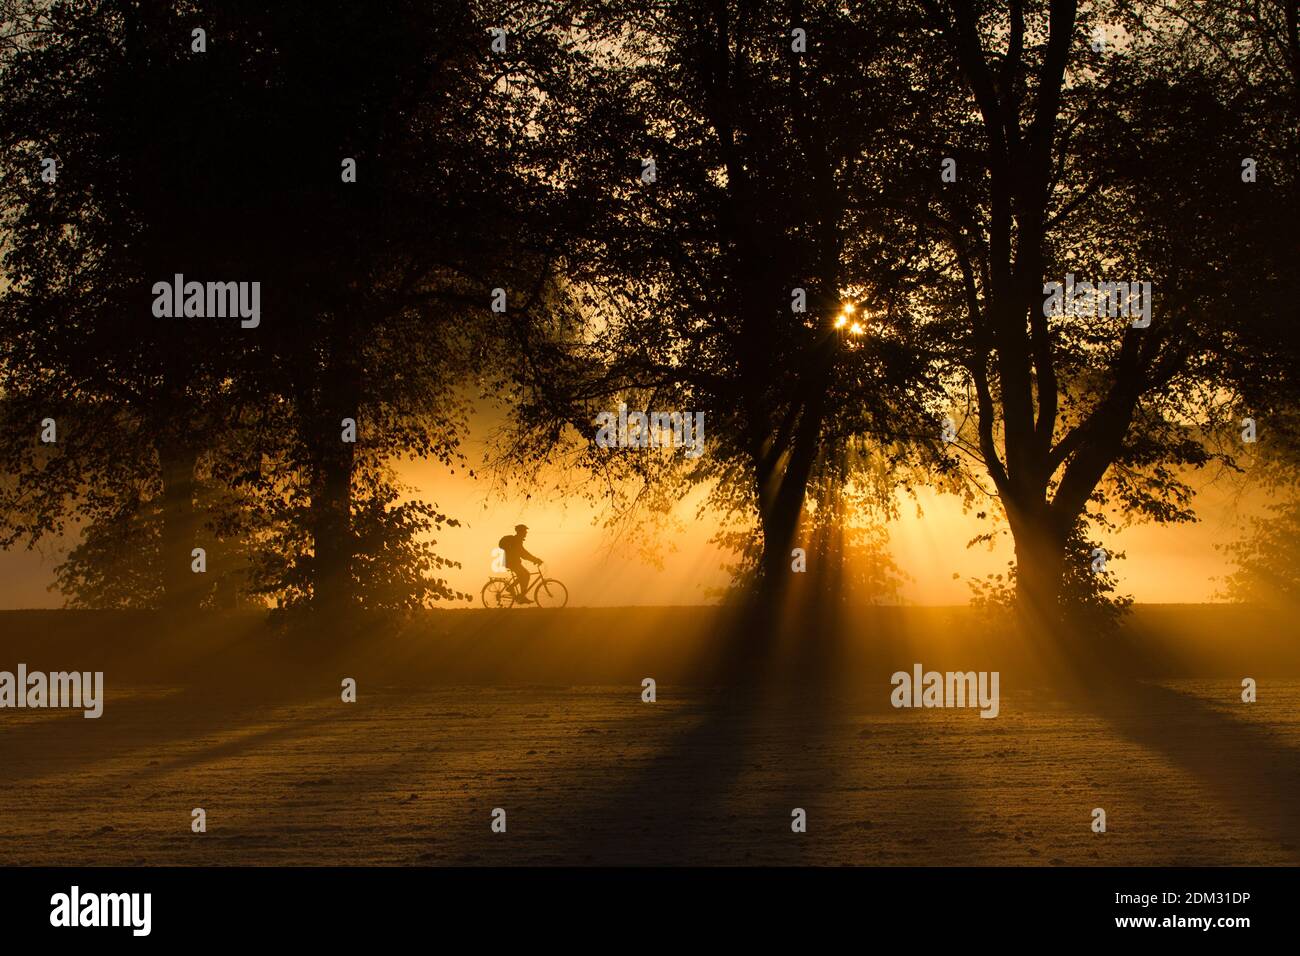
[498,524,542,603]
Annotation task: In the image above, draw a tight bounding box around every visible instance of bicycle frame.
[509,564,543,599]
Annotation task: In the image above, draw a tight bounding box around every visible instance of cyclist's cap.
[515,524,529,533]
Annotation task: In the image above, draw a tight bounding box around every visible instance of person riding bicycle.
[498,524,542,604]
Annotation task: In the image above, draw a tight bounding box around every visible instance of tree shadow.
[551,588,861,864]
[1056,634,1300,858]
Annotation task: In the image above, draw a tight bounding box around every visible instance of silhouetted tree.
[907,0,1274,625]
[499,0,941,607]
[0,0,258,613]
[0,1,577,616]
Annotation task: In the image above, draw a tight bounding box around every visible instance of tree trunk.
[308,433,356,618]
[158,442,200,615]
[757,482,803,593]
[307,322,361,618]
[1008,503,1067,629]
[754,387,827,599]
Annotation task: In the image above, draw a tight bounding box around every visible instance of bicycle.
[481,563,569,608]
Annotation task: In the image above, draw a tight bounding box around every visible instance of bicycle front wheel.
[533,578,568,608]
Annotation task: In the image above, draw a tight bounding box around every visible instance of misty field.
[1,606,1298,866]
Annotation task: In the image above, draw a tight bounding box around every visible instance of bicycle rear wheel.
[481,578,517,608]
[533,578,568,608]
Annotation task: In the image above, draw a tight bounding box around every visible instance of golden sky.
[410,436,1262,607]
[0,420,1265,609]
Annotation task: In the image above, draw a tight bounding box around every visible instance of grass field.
[1,605,1297,865]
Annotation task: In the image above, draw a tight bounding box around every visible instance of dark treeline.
[0,0,1297,630]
